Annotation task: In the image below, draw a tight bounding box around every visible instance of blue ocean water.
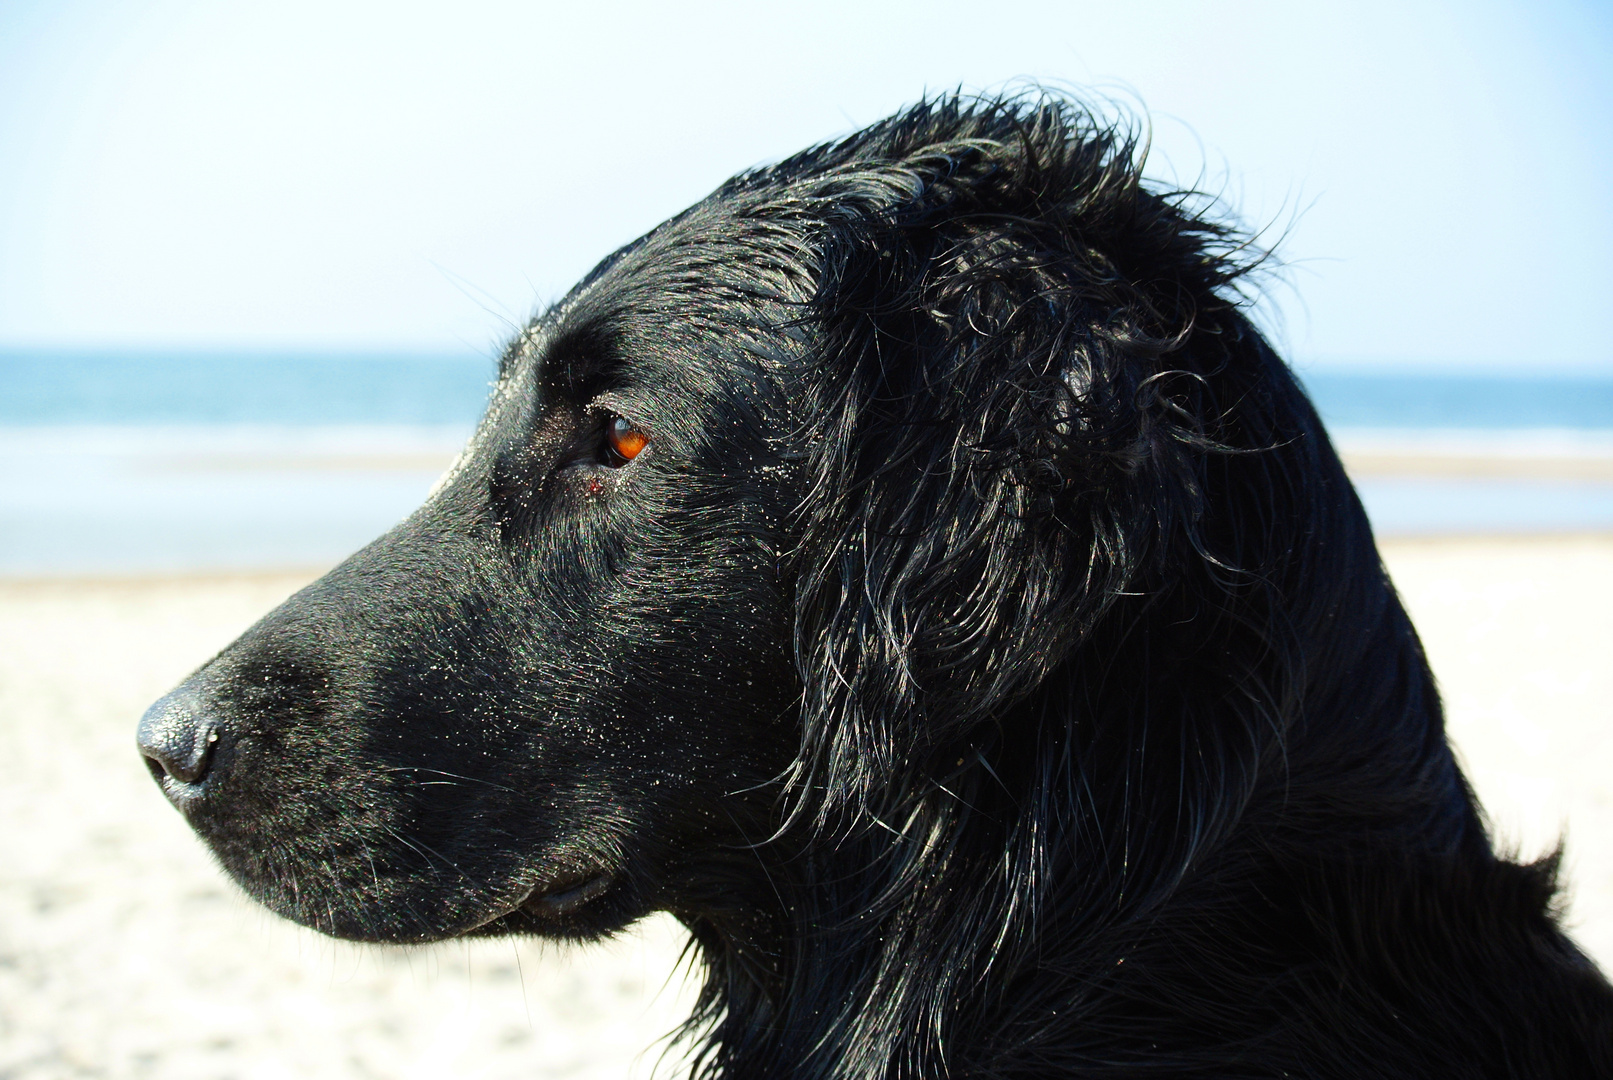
[6,352,1610,432]
[1298,371,1613,431]
[2,350,1611,575]
[0,349,495,426]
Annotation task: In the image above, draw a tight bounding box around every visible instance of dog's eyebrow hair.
[533,322,624,399]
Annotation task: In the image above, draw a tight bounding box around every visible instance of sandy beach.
[1,535,1610,1078]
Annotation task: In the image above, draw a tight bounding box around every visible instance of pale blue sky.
[1,0,1609,371]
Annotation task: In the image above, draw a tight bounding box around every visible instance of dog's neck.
[681,547,1484,1079]
[675,350,1495,1077]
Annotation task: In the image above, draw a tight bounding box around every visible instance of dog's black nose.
[137,689,218,786]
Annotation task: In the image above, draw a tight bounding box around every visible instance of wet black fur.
[142,94,1613,1077]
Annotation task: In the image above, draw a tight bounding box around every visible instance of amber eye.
[605,416,649,464]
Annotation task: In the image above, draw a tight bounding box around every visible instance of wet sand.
[1,535,1609,1077]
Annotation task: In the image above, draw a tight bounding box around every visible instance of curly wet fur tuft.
[140,93,1612,1078]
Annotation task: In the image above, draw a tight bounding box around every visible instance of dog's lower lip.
[525,872,613,916]
[460,873,614,933]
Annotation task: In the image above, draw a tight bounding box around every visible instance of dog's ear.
[782,101,1251,820]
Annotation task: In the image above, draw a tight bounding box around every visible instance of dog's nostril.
[136,689,219,786]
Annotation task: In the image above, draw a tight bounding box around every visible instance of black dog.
[139,95,1613,1077]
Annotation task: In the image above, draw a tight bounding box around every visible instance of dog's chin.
[227,856,633,944]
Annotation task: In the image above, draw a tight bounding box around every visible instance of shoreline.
[4,530,1611,587]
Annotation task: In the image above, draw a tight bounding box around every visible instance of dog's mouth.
[463,867,622,938]
[523,871,614,916]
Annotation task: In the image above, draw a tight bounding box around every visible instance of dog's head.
[138,95,1336,947]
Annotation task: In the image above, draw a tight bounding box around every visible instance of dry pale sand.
[1,535,1609,1078]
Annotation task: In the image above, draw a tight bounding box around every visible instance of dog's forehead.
[515,195,810,384]
[440,193,808,480]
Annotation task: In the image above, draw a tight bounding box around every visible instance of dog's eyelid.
[583,388,635,417]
